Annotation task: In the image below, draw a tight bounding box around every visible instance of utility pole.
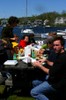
[26,0,28,18]
[25,0,28,24]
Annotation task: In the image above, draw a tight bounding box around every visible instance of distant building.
[43,19,49,25]
[55,17,66,24]
[1,19,8,27]
[33,19,43,26]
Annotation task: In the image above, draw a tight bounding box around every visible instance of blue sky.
[0,0,66,18]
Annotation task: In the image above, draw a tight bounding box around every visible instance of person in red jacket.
[19,35,29,48]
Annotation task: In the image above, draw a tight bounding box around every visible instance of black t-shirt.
[44,49,57,68]
[1,26,14,42]
[48,51,66,90]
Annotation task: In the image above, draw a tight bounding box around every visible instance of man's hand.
[33,61,49,74]
[33,61,42,68]
[10,37,16,41]
[39,58,46,63]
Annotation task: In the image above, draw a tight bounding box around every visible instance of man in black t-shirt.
[1,16,19,59]
[1,16,19,42]
[30,36,66,100]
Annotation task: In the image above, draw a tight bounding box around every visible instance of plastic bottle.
[17,51,21,60]
[13,53,17,60]
[31,49,36,58]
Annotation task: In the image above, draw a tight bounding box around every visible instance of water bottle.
[31,49,36,58]
[16,51,21,60]
[13,53,17,60]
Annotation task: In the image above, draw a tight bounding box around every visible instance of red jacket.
[19,40,27,48]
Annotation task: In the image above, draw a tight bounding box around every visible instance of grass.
[0,85,6,94]
[7,95,34,100]
[0,85,34,100]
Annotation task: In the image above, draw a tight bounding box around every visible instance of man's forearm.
[39,65,49,74]
[46,60,53,66]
